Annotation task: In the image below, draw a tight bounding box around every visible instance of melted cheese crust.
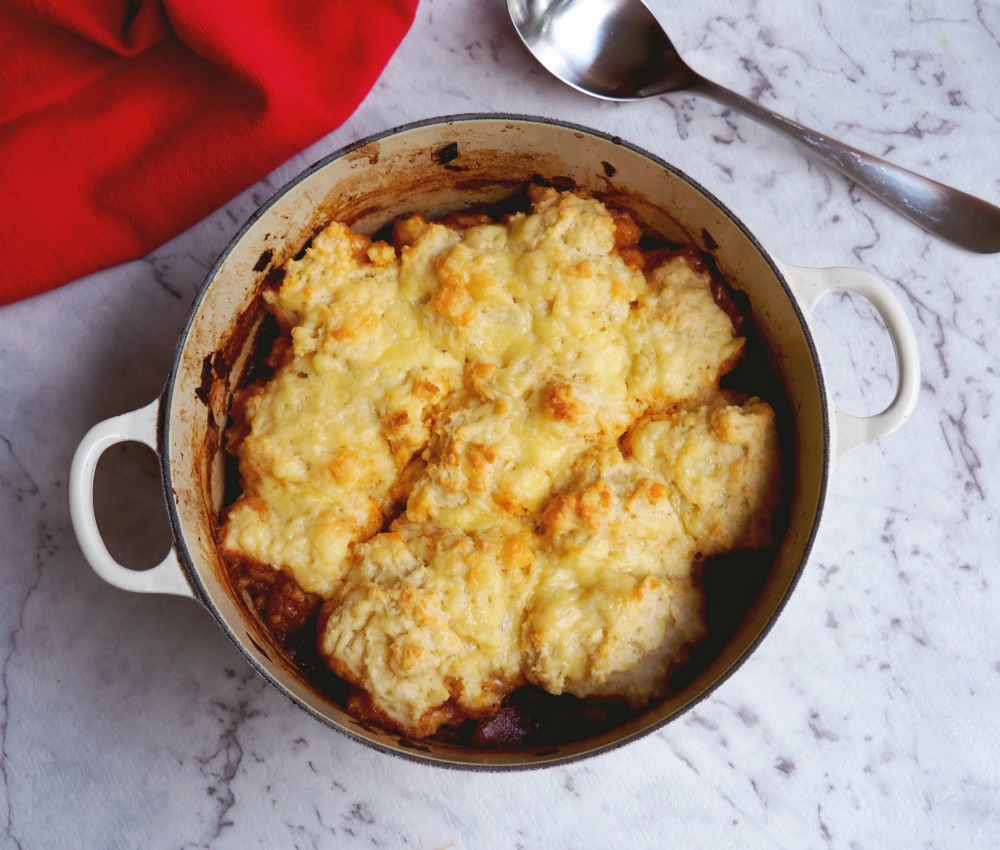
[221,187,779,735]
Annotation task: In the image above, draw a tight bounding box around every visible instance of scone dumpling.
[626,393,781,556]
[317,520,539,737]
[623,253,745,405]
[524,448,706,705]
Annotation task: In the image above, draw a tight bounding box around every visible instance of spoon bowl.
[509,0,695,99]
[508,0,1000,252]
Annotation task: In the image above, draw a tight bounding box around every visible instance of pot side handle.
[778,264,921,460]
[69,399,195,598]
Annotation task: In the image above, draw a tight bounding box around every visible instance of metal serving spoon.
[508,0,1000,253]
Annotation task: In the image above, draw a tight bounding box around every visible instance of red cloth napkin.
[0,0,419,305]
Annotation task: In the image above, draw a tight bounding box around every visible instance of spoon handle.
[691,79,1000,253]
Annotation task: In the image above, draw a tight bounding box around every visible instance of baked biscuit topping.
[221,186,781,737]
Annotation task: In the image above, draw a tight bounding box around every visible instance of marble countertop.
[3,0,999,846]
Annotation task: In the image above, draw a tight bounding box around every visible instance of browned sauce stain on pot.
[434,141,460,165]
[253,249,273,273]
[188,290,269,606]
[195,356,214,406]
[599,188,696,248]
[263,266,286,289]
[344,141,381,165]
[313,147,557,234]
[195,294,265,411]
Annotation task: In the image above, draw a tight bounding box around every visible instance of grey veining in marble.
[2,0,999,847]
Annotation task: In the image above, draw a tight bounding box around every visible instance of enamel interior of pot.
[163,117,828,768]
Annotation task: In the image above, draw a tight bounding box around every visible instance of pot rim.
[158,112,831,769]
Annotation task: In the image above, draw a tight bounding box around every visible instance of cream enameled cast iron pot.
[69,115,920,769]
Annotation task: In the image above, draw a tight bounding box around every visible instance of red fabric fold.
[0,0,419,304]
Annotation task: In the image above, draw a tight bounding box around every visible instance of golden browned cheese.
[317,519,538,737]
[220,186,780,735]
[626,394,781,557]
[524,447,706,705]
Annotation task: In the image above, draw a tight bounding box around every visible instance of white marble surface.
[2,0,999,846]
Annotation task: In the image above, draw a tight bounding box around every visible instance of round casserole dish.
[69,114,920,769]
